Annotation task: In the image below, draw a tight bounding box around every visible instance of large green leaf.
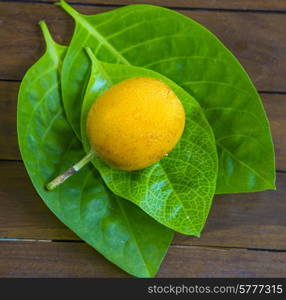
[17,21,173,278]
[79,49,218,236]
[59,0,275,194]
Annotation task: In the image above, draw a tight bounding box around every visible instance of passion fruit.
[87,77,185,170]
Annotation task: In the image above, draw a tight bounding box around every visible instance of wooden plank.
[0,240,129,277]
[1,80,284,169]
[23,0,286,11]
[0,81,21,160]
[0,160,285,250]
[0,3,285,91]
[159,245,286,277]
[262,93,286,171]
[0,241,285,277]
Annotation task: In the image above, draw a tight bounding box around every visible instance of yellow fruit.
[87,77,185,170]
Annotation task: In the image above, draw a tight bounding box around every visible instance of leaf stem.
[56,0,79,18]
[46,150,95,191]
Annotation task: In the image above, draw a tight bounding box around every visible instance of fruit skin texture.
[87,77,186,171]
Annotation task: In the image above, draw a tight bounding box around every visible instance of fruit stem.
[46,150,95,191]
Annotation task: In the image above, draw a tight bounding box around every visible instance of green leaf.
[59,0,275,194]
[80,49,218,236]
[17,21,173,278]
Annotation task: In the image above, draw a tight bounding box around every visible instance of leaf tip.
[184,228,201,238]
[38,20,47,32]
[56,0,79,18]
[55,0,65,7]
[38,20,54,50]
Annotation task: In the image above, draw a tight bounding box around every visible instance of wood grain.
[0,240,129,277]
[0,81,21,160]
[22,0,286,11]
[1,81,284,170]
[0,160,285,250]
[159,245,286,277]
[1,240,285,277]
[0,3,285,91]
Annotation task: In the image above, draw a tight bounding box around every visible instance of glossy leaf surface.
[80,50,218,236]
[60,0,275,194]
[17,22,173,278]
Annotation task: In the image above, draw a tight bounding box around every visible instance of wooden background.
[0,0,286,277]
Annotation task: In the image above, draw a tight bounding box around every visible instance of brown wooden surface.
[1,241,286,278]
[24,0,286,11]
[0,241,130,278]
[0,0,285,278]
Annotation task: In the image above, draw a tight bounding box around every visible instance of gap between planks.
[1,154,285,174]
[1,237,286,253]
[1,78,286,95]
[0,0,286,14]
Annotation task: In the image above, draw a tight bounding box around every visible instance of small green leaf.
[80,49,218,236]
[59,0,275,194]
[17,21,173,278]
